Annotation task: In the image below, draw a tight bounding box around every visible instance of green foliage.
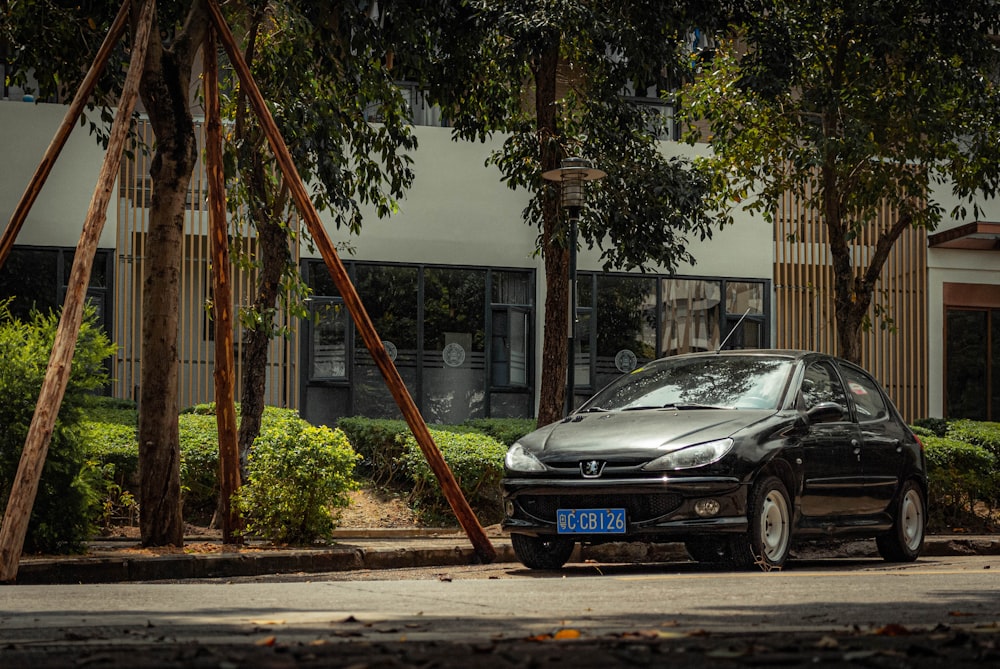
[913,417,949,438]
[0,304,115,553]
[235,416,360,545]
[923,435,999,529]
[400,430,507,525]
[946,420,1000,459]
[461,418,536,447]
[336,418,413,486]
[178,413,223,519]
[678,1,1000,350]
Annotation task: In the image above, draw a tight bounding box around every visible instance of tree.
[679,0,1000,363]
[409,1,726,427]
[2,0,419,546]
[219,1,417,470]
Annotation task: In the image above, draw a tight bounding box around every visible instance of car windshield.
[580,355,794,412]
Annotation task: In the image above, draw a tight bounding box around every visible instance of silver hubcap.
[760,490,790,561]
[900,489,924,551]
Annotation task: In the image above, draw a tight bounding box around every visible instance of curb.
[9,534,998,585]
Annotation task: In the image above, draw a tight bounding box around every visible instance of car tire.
[511,534,575,570]
[876,479,925,562]
[730,475,792,571]
[684,537,732,563]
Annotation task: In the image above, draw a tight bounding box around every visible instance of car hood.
[518,409,774,462]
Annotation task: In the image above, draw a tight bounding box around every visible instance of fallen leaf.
[255,636,277,647]
[874,624,910,637]
[815,635,840,649]
[554,629,581,639]
[949,611,975,618]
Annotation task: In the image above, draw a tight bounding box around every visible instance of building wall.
[926,189,1000,418]
[0,101,116,248]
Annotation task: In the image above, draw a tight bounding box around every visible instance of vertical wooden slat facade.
[114,119,300,410]
[774,189,928,421]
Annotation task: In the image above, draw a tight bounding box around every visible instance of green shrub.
[336,418,412,486]
[401,429,507,525]
[912,417,949,437]
[946,420,1000,457]
[80,399,140,532]
[235,415,360,544]
[462,418,536,447]
[923,435,998,529]
[0,303,115,553]
[178,413,222,520]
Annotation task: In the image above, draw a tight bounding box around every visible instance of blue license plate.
[556,508,626,534]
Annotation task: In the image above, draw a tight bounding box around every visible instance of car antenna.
[716,308,752,353]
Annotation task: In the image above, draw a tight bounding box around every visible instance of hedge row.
[913,419,1000,530]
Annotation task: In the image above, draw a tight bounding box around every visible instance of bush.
[235,415,360,544]
[912,417,949,437]
[400,429,507,525]
[462,418,536,447]
[0,304,115,553]
[923,435,998,530]
[80,397,140,531]
[335,417,411,485]
[178,413,223,520]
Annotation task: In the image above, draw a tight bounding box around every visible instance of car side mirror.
[806,402,845,424]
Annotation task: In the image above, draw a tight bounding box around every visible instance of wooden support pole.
[0,0,131,270]
[0,0,156,583]
[205,0,496,564]
[204,27,242,544]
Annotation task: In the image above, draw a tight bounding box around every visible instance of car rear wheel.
[511,534,575,569]
[730,476,791,570]
[876,479,925,562]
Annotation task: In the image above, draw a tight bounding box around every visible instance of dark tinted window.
[839,364,888,422]
[801,361,849,413]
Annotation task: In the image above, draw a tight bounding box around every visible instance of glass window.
[309,299,347,381]
[353,265,420,419]
[946,309,989,420]
[838,364,889,422]
[422,267,486,422]
[581,355,793,411]
[594,275,657,390]
[0,248,60,318]
[801,361,849,414]
[492,307,529,387]
[661,278,721,355]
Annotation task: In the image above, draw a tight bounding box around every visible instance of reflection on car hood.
[521,409,774,462]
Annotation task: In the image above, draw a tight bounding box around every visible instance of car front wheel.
[731,475,792,571]
[876,480,925,562]
[511,534,575,570]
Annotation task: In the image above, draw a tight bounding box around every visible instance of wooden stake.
[204,26,242,544]
[0,0,156,583]
[0,0,131,270]
[205,0,496,564]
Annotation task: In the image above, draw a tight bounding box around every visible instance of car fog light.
[505,501,515,517]
[694,499,721,517]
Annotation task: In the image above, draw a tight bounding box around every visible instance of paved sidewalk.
[11,530,1000,585]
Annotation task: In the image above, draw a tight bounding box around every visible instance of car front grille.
[516,493,683,524]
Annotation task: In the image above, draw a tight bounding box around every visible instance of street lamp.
[542,157,606,415]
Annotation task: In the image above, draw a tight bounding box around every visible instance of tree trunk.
[534,37,566,429]
[135,0,208,547]
[237,208,290,463]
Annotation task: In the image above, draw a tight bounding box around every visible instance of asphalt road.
[1,555,997,668]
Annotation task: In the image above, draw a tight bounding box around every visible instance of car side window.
[800,362,849,413]
[838,364,889,422]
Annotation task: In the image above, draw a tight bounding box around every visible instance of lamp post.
[542,157,606,415]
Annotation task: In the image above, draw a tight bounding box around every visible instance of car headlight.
[641,438,734,471]
[505,443,546,472]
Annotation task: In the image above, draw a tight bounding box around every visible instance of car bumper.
[502,475,749,540]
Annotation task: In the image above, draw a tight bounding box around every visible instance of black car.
[502,350,927,570]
